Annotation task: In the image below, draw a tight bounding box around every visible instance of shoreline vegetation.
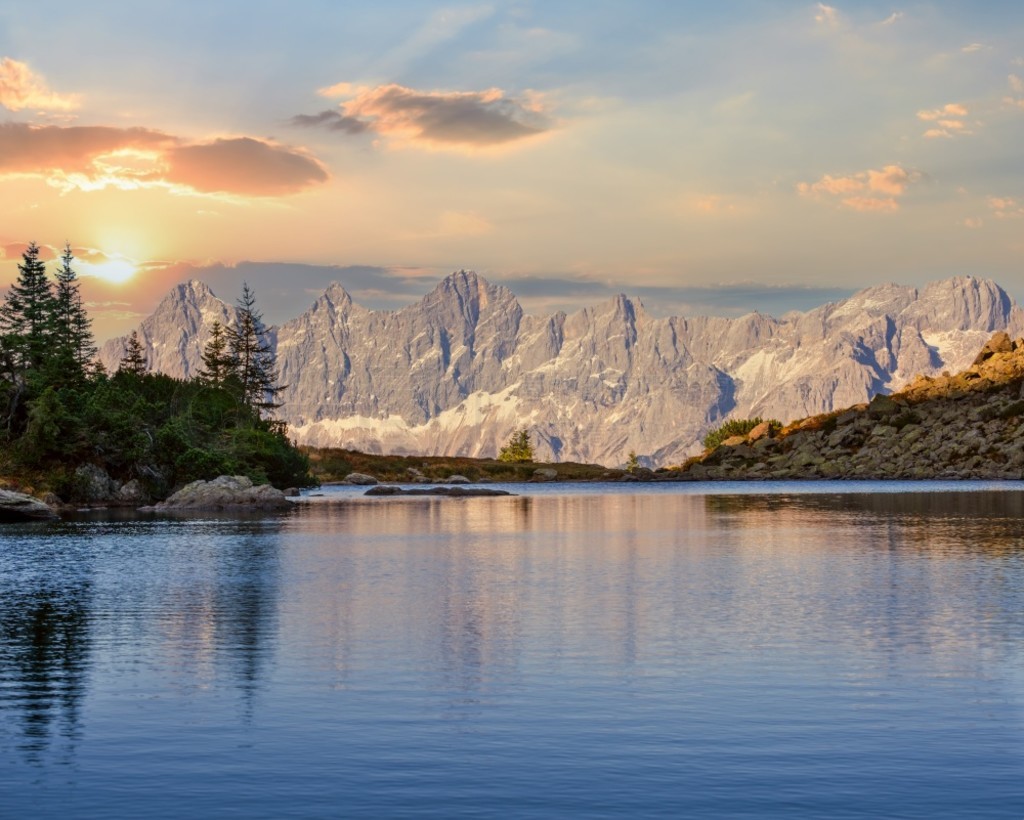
[0,243,315,511]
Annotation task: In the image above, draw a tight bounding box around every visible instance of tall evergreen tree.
[198,320,234,387]
[228,283,282,414]
[118,330,148,376]
[0,242,54,371]
[51,243,97,376]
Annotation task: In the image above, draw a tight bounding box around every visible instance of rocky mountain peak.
[102,272,1024,466]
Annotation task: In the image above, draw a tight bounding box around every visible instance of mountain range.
[99,271,1024,466]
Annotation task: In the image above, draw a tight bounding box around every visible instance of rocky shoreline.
[662,332,1024,481]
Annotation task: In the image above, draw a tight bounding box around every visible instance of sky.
[1,0,1023,340]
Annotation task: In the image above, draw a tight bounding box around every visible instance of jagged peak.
[319,281,352,305]
[154,280,226,312]
[420,269,520,315]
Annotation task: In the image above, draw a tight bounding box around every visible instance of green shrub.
[702,417,781,450]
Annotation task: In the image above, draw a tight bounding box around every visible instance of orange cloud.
[0,123,327,197]
[293,83,551,150]
[798,164,918,212]
[917,102,969,138]
[165,138,327,196]
[987,196,1024,218]
[0,58,80,112]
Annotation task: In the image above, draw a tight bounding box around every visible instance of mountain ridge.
[100,271,1024,466]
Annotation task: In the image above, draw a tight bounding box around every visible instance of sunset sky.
[2,1,1023,340]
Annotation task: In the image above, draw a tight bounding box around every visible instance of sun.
[79,255,138,284]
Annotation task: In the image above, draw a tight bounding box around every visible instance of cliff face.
[680,332,1024,480]
[100,272,1024,466]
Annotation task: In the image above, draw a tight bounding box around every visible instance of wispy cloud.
[293,83,552,150]
[797,164,919,212]
[0,58,80,112]
[814,3,840,29]
[917,102,970,138]
[988,195,1024,218]
[1005,74,1024,110]
[0,123,327,196]
[878,11,904,26]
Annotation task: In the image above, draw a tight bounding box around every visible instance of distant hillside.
[675,332,1024,480]
[101,271,1024,466]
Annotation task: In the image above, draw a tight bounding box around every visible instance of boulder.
[867,393,899,418]
[532,467,558,481]
[722,435,747,447]
[446,474,471,484]
[74,463,119,502]
[116,479,150,505]
[150,475,290,511]
[973,331,1013,365]
[342,472,378,485]
[0,489,59,522]
[747,421,773,442]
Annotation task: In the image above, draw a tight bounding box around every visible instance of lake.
[2,481,1024,818]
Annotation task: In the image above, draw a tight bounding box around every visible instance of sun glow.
[78,255,138,284]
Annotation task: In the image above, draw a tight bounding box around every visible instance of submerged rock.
[149,475,291,511]
[365,485,513,497]
[0,489,60,522]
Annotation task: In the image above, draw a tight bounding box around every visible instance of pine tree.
[198,320,234,387]
[228,283,282,414]
[118,330,148,376]
[499,428,534,463]
[0,242,54,371]
[51,243,97,376]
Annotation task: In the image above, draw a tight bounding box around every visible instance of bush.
[702,417,780,450]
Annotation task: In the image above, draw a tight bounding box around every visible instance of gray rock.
[532,467,558,481]
[445,474,471,484]
[365,485,513,497]
[151,475,290,511]
[342,472,378,485]
[116,479,150,505]
[0,489,59,522]
[74,463,119,503]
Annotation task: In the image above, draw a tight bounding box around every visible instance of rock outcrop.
[0,489,60,522]
[148,475,291,511]
[101,271,1024,466]
[671,333,1024,480]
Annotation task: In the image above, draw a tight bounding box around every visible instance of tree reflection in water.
[0,582,92,764]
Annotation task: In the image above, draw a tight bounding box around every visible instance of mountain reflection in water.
[2,486,1023,818]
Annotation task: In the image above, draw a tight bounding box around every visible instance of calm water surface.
[2,481,1024,818]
